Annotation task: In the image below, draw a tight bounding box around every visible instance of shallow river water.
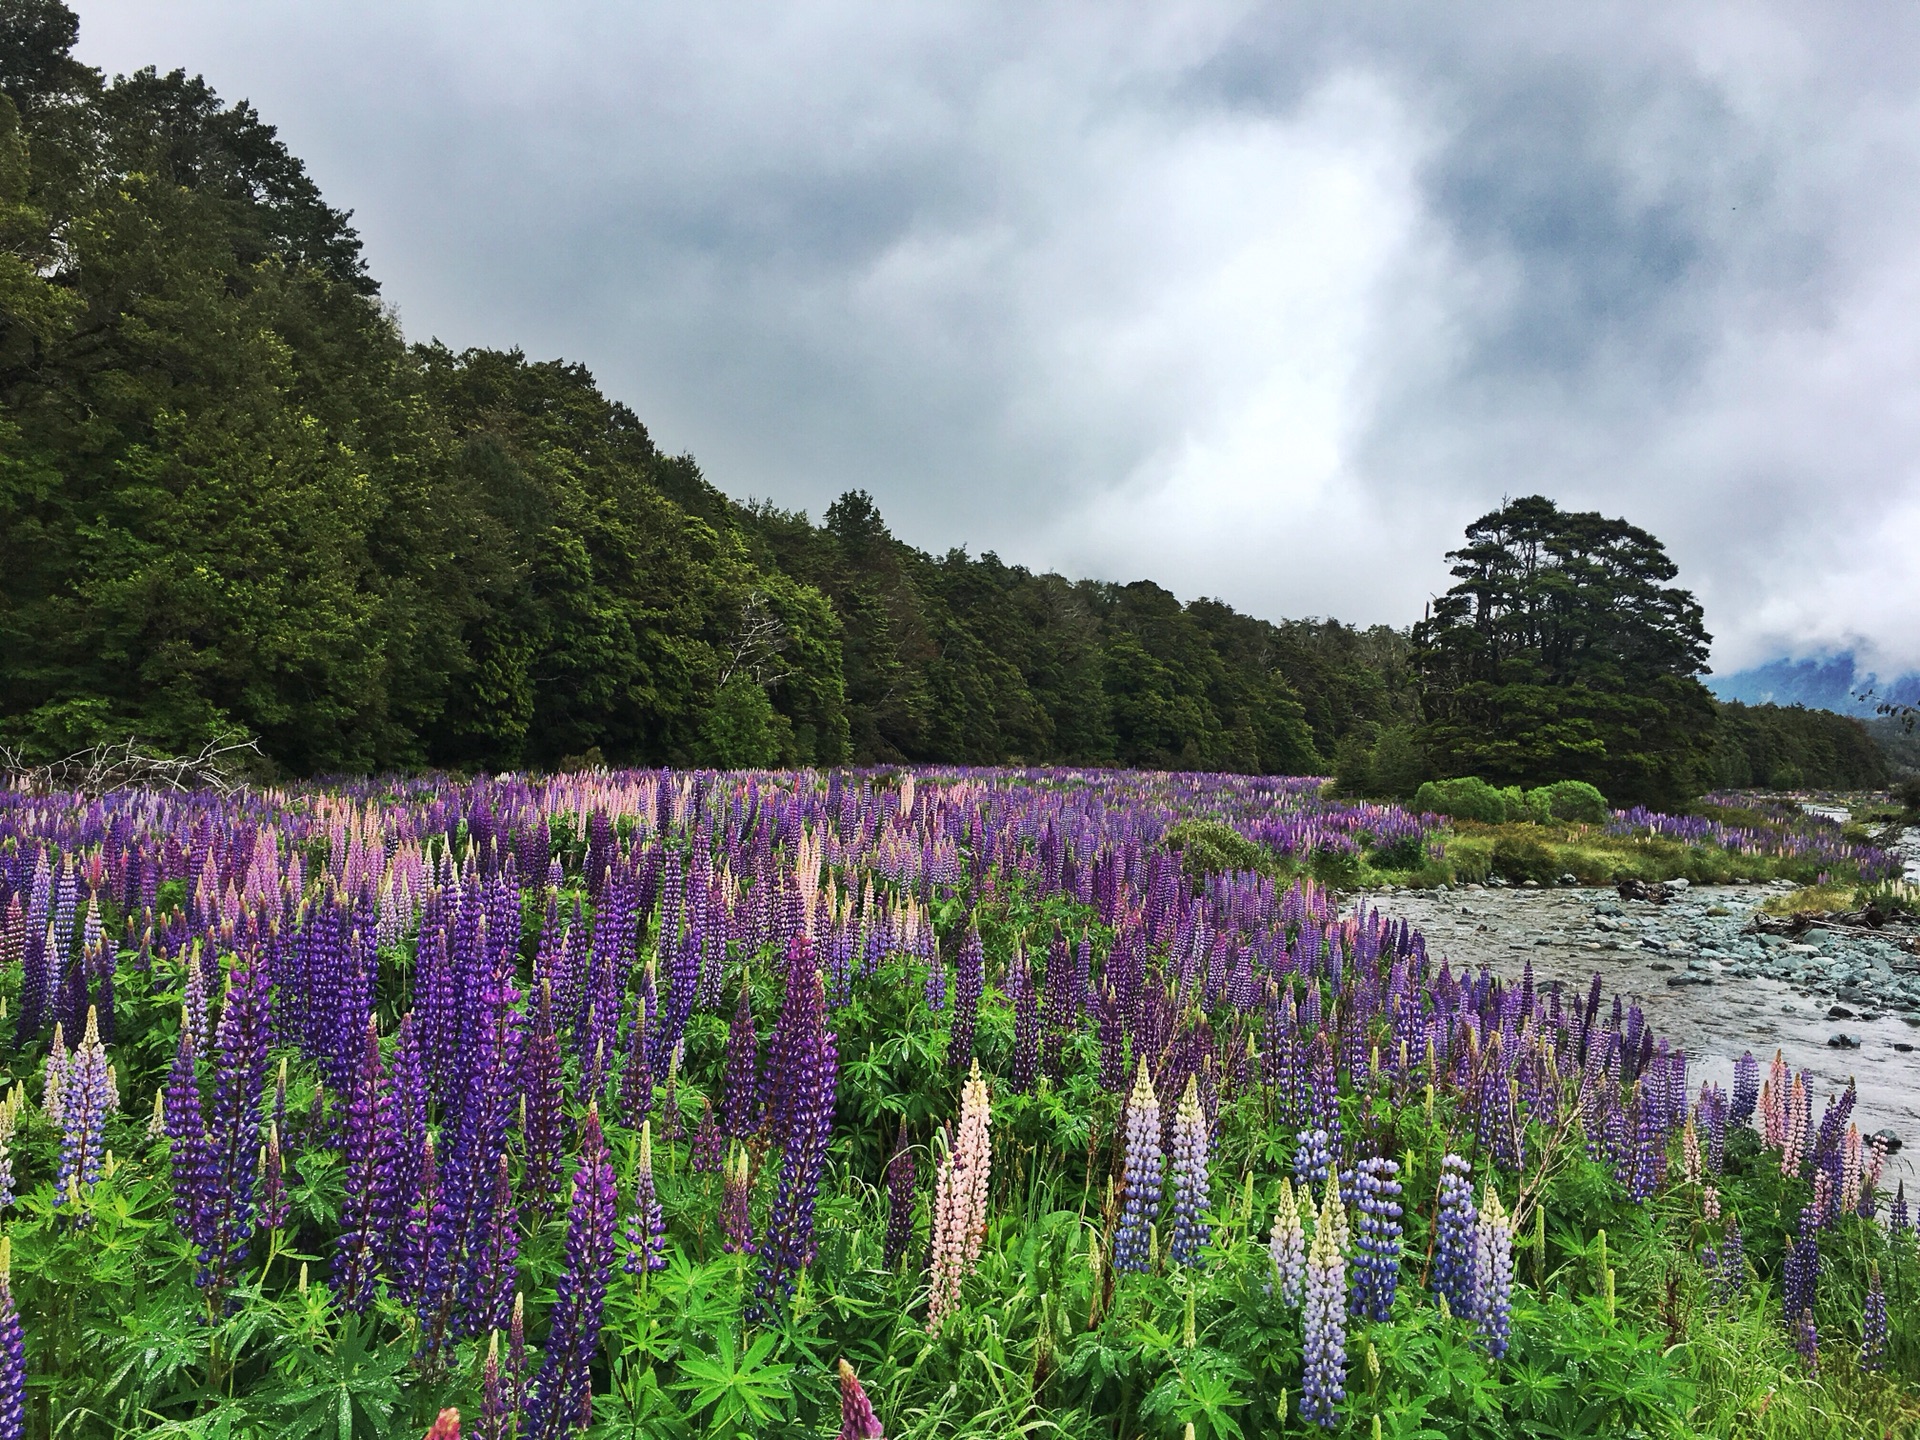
[1376,883,1920,1183]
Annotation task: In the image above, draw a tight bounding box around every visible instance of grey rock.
[1828,1033,1862,1049]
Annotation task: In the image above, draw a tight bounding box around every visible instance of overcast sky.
[74,1,1920,674]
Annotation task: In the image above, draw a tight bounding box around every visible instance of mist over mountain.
[1708,653,1920,718]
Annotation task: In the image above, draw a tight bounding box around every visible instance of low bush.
[1413,776,1512,824]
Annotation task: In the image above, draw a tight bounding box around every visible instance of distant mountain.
[1708,653,1920,716]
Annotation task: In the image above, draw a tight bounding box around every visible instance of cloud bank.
[73,0,1920,672]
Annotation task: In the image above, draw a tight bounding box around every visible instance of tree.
[1411,495,1715,808]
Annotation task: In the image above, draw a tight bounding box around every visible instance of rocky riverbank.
[1379,879,1920,1164]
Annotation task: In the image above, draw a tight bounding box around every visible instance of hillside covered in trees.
[0,5,1417,777]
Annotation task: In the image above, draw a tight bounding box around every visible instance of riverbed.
[1375,881,1920,1178]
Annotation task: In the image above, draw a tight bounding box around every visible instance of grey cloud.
[72,0,1920,670]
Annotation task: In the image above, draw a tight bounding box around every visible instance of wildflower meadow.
[0,767,1913,1438]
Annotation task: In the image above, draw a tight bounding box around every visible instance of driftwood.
[0,737,262,798]
[1746,904,1920,955]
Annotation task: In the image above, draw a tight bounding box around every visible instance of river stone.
[1828,1033,1862,1049]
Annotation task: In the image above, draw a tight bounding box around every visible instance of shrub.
[1526,780,1610,824]
[1412,776,1510,824]
[1491,833,1558,884]
[1164,819,1270,878]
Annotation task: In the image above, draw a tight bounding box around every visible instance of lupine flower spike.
[1112,1059,1163,1275]
[837,1358,884,1439]
[927,1060,992,1328]
[1300,1180,1348,1428]
[1269,1177,1306,1307]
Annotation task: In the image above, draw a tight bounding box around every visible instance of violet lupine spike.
[164,1011,210,1240]
[381,1014,428,1259]
[0,1262,21,1440]
[1268,1176,1306,1307]
[722,988,761,1140]
[1432,1153,1478,1323]
[1112,1059,1163,1275]
[259,1124,290,1232]
[1293,1128,1332,1191]
[1009,948,1040,1094]
[333,1019,391,1312]
[883,1117,915,1270]
[1167,1074,1211,1266]
[623,1121,667,1275]
[1351,1156,1403,1322]
[753,939,839,1317]
[525,1103,618,1440]
[469,1153,521,1337]
[1862,1264,1888,1372]
[1299,1181,1348,1429]
[197,950,271,1295]
[1474,1185,1514,1358]
[690,1097,724,1175]
[721,1144,755,1255]
[836,1358,884,1440]
[520,983,565,1215]
[54,1005,117,1220]
[946,924,984,1070]
[1731,1051,1759,1126]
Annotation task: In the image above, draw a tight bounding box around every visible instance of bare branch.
[1,735,263,798]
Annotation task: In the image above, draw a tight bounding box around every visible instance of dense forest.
[0,3,1896,796]
[0,5,1414,777]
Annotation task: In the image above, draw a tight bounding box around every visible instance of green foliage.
[1162,820,1273,880]
[1709,700,1889,791]
[1413,776,1513,825]
[1527,779,1611,824]
[1412,495,1718,809]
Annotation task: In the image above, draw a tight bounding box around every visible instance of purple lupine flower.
[924,944,946,1012]
[1705,1214,1744,1307]
[0,1264,22,1440]
[836,1359,883,1440]
[1474,1186,1514,1357]
[617,975,654,1125]
[946,924,984,1070]
[1432,1153,1478,1322]
[1351,1156,1402,1322]
[333,1019,390,1312]
[722,988,761,1139]
[520,983,565,1215]
[883,1117,915,1270]
[470,1152,520,1335]
[1112,1059,1163,1274]
[1892,1181,1911,1235]
[54,1006,117,1219]
[1095,983,1127,1093]
[1862,1264,1888,1372]
[1167,1074,1211,1266]
[259,1124,290,1232]
[623,1121,668,1275]
[1794,1305,1820,1375]
[1300,1180,1348,1429]
[402,1133,458,1357]
[690,1097,724,1175]
[197,950,270,1295]
[1009,948,1039,1094]
[526,1103,618,1440]
[752,939,838,1317]
[1293,1128,1332,1191]
[1731,1052,1759,1126]
[721,1144,755,1254]
[164,1014,209,1239]
[381,1014,429,1256]
[478,1332,509,1440]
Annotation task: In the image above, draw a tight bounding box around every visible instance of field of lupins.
[0,767,1913,1438]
